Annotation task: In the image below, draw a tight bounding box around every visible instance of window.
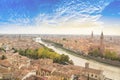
[91,74,93,77]
[95,75,97,78]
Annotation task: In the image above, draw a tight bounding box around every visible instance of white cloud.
[33,0,113,29]
[1,0,119,35]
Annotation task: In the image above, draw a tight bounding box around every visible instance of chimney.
[85,62,89,69]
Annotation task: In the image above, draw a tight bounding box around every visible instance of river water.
[35,38,120,80]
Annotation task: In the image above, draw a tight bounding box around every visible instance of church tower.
[90,31,94,42]
[91,31,93,39]
[100,32,105,55]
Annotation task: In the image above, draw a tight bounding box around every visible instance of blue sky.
[0,0,120,35]
[100,0,120,23]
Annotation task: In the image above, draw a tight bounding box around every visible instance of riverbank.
[38,38,120,80]
[42,39,120,67]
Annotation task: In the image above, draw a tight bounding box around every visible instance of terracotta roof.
[83,68,102,75]
[41,65,56,73]
[0,59,11,68]
[0,67,10,73]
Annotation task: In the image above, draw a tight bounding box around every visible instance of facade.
[83,63,105,80]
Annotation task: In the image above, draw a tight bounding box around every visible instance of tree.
[75,40,77,43]
[105,50,118,60]
[63,38,66,41]
[17,47,73,65]
[69,60,74,65]
[19,49,25,56]
[0,47,6,52]
[12,48,18,53]
[88,49,101,57]
[60,54,69,64]
[37,48,45,58]
[63,77,67,80]
[1,55,7,60]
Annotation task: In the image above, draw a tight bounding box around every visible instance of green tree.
[1,55,7,60]
[63,38,66,41]
[105,50,118,60]
[89,49,101,57]
[12,48,18,53]
[17,47,73,65]
[60,54,69,64]
[63,78,67,80]
[0,47,6,52]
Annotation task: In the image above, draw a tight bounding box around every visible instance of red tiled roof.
[0,59,11,68]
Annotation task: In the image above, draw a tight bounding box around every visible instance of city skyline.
[0,0,120,35]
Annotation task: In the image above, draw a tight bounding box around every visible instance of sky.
[0,0,120,35]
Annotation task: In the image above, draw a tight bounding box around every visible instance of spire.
[100,31,104,40]
[91,31,93,38]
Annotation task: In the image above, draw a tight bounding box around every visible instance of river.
[35,37,120,80]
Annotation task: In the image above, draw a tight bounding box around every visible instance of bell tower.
[100,32,105,55]
[90,31,94,42]
[91,31,93,39]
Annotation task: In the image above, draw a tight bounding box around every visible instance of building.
[99,32,105,55]
[83,63,105,80]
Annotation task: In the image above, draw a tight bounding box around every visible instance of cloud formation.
[1,0,119,35]
[34,0,113,28]
[0,0,113,26]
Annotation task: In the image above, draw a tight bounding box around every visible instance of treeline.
[42,39,63,47]
[12,47,73,65]
[89,49,120,61]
